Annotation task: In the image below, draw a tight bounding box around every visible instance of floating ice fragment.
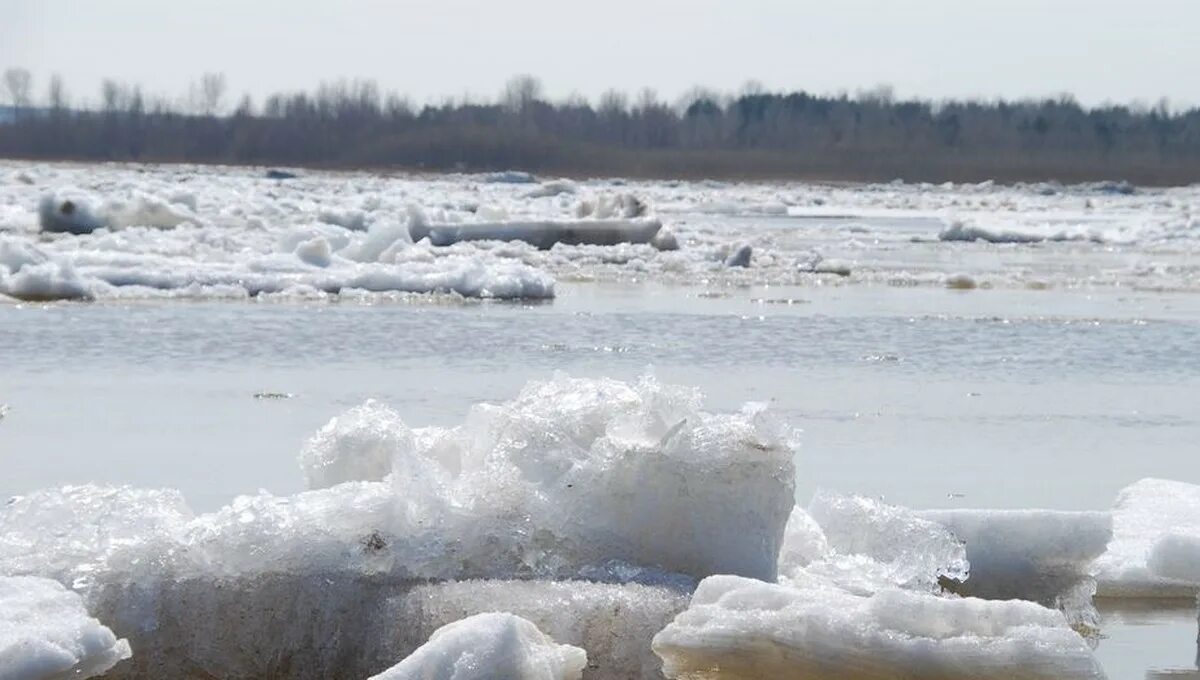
[1095,478,1200,597]
[1148,532,1200,584]
[652,575,1105,680]
[813,258,852,276]
[938,219,1098,244]
[0,238,49,272]
[37,190,108,234]
[483,170,537,184]
[918,509,1111,603]
[369,613,586,680]
[524,180,577,199]
[650,227,679,251]
[420,218,662,250]
[575,194,647,219]
[317,207,368,231]
[808,491,969,592]
[0,575,131,680]
[724,243,751,268]
[293,236,333,267]
[0,260,92,302]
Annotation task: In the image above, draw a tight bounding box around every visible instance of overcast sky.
[3,0,1197,110]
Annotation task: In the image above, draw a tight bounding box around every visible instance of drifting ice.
[1094,478,1200,597]
[38,189,198,234]
[806,491,969,592]
[938,219,1103,244]
[918,509,1111,603]
[0,576,131,680]
[651,575,1106,680]
[0,231,557,302]
[301,373,796,581]
[415,218,663,250]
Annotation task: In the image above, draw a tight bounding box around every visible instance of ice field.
[2,161,1200,678]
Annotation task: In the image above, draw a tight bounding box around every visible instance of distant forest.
[2,70,1200,185]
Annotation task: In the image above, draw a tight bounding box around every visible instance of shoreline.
[3,151,1198,189]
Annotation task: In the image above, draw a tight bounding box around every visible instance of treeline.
[2,71,1200,184]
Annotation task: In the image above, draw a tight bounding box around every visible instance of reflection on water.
[1094,598,1199,679]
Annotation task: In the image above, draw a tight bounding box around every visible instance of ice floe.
[1094,478,1200,598]
[806,491,969,592]
[651,574,1105,680]
[918,509,1111,603]
[419,217,663,250]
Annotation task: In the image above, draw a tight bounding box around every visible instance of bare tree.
[101,79,121,112]
[501,74,542,114]
[191,72,227,116]
[233,93,254,118]
[46,74,67,111]
[598,89,627,115]
[859,83,895,105]
[4,68,33,111]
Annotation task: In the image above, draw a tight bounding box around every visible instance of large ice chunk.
[0,260,92,302]
[369,613,586,680]
[305,373,796,581]
[0,575,131,680]
[1147,532,1200,584]
[37,190,109,234]
[938,219,1097,244]
[807,491,968,591]
[918,509,1112,602]
[37,189,198,234]
[651,575,1106,680]
[1094,478,1200,597]
[0,238,92,301]
[416,218,663,250]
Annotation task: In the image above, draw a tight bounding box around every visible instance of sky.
[2,0,1198,110]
